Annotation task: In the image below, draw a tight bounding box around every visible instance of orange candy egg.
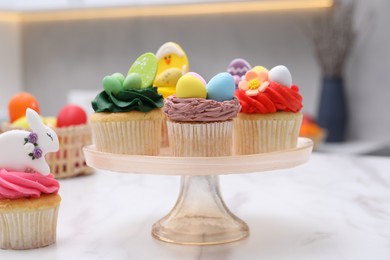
[8,92,40,123]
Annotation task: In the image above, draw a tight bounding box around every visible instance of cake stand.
[83,137,313,246]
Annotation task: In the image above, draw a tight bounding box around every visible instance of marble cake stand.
[83,137,313,246]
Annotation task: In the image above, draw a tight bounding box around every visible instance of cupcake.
[0,108,61,250]
[164,72,240,157]
[234,65,303,154]
[90,53,164,155]
[154,42,190,147]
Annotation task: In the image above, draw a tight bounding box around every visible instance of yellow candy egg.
[176,73,207,99]
[252,66,269,73]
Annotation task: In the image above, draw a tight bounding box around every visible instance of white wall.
[1,0,388,141]
[21,11,321,117]
[0,22,22,116]
[345,0,390,141]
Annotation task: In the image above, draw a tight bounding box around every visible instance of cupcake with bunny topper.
[164,72,240,157]
[234,65,303,154]
[0,108,61,250]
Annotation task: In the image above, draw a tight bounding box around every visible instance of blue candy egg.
[206,72,235,102]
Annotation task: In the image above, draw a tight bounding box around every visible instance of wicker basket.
[1,123,94,179]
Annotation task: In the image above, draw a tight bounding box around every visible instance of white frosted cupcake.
[234,65,303,154]
[164,72,240,157]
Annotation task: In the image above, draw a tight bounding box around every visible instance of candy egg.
[268,65,292,87]
[187,72,207,86]
[8,92,40,123]
[206,72,235,102]
[112,72,125,84]
[176,73,207,99]
[252,66,268,74]
[102,75,123,95]
[227,58,252,78]
[57,105,87,128]
[128,52,158,89]
[123,73,142,90]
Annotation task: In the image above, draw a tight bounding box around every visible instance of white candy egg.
[269,65,292,87]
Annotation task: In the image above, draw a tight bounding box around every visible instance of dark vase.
[317,76,348,142]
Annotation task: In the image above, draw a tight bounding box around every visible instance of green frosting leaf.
[92,86,163,113]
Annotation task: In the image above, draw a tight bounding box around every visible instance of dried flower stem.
[311,0,356,77]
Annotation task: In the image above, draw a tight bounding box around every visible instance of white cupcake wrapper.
[167,120,233,157]
[0,206,60,250]
[91,119,161,155]
[234,114,302,154]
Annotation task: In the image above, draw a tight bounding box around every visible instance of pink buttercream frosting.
[164,95,241,122]
[0,169,60,199]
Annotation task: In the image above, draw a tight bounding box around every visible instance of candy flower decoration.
[0,108,59,175]
[24,132,43,160]
[238,69,269,96]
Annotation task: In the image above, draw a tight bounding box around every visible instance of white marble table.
[1,153,390,260]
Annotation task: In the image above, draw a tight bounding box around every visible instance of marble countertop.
[1,153,390,260]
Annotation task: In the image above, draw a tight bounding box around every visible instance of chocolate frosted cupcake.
[164,72,240,157]
[90,53,164,155]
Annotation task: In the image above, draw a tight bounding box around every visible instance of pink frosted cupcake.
[0,108,61,250]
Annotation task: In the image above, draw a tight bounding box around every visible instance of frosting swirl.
[236,81,303,114]
[164,95,240,122]
[0,169,60,199]
[92,87,163,113]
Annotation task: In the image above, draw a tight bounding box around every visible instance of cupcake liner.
[234,112,302,155]
[167,120,233,157]
[0,205,60,250]
[161,114,169,148]
[1,123,93,179]
[91,118,162,155]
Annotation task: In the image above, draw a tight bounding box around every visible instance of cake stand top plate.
[83,137,313,176]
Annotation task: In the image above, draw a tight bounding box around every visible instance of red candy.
[57,105,87,128]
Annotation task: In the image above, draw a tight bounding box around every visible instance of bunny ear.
[26,108,44,131]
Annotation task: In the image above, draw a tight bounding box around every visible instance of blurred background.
[0,0,389,154]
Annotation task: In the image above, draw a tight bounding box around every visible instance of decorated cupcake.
[234,65,303,154]
[0,108,61,250]
[90,53,164,155]
[164,72,240,157]
[154,42,189,147]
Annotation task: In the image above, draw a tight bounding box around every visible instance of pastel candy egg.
[176,73,207,99]
[123,73,142,90]
[206,72,235,102]
[252,66,268,74]
[128,52,158,89]
[112,72,125,84]
[102,74,123,95]
[268,65,292,87]
[185,72,206,86]
[227,58,251,78]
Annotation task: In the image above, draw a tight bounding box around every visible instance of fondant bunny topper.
[0,108,59,175]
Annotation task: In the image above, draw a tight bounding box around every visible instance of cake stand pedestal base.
[152,175,249,245]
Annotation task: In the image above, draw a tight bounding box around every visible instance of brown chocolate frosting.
[164,95,240,122]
